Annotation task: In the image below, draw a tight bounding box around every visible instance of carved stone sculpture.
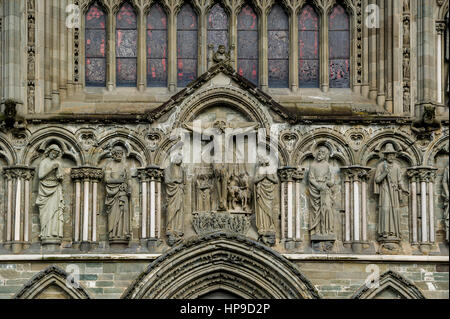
[104,145,131,245]
[213,163,228,211]
[443,164,449,243]
[254,156,278,246]
[196,172,212,212]
[213,45,230,64]
[165,153,185,246]
[36,144,65,244]
[308,146,335,238]
[374,143,409,248]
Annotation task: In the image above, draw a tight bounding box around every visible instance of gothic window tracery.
[329,4,350,88]
[116,2,138,86]
[268,4,289,88]
[237,4,258,86]
[147,4,168,87]
[85,2,107,87]
[207,3,229,51]
[298,4,320,88]
[177,4,198,87]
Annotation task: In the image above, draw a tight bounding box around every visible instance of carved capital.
[407,167,438,183]
[2,166,35,181]
[137,166,164,182]
[278,167,304,182]
[436,21,446,35]
[341,166,372,182]
[70,167,104,182]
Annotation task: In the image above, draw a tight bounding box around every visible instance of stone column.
[278,167,305,248]
[407,166,437,252]
[70,167,103,251]
[436,21,446,105]
[341,166,372,252]
[137,167,164,248]
[2,167,35,253]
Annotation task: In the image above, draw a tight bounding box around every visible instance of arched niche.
[122,233,321,299]
[352,270,425,299]
[14,266,90,299]
[0,134,16,244]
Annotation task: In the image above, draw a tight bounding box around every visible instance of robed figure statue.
[443,164,449,243]
[165,153,185,246]
[374,143,409,242]
[36,144,65,243]
[254,156,278,245]
[105,146,131,243]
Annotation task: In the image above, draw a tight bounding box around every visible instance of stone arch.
[92,129,150,166]
[0,133,16,165]
[173,86,273,132]
[351,270,425,299]
[293,128,354,166]
[358,131,421,167]
[122,233,321,299]
[23,127,85,166]
[14,266,90,299]
[437,0,449,20]
[424,132,449,166]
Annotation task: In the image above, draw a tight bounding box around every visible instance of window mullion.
[321,12,329,92]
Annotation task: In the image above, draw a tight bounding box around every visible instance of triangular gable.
[145,61,298,124]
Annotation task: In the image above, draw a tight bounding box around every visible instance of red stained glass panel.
[116,3,137,86]
[238,5,258,85]
[147,4,167,87]
[268,5,289,88]
[85,3,106,86]
[329,4,350,88]
[207,4,229,51]
[177,4,198,87]
[298,5,319,88]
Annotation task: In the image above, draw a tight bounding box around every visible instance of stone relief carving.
[308,146,336,240]
[165,152,185,246]
[374,143,410,251]
[36,144,65,245]
[195,171,213,212]
[104,145,131,245]
[254,155,278,246]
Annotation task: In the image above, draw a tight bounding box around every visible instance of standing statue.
[104,145,131,243]
[36,144,65,243]
[374,143,409,243]
[443,164,449,243]
[196,173,212,212]
[308,146,335,236]
[213,163,228,211]
[165,153,185,246]
[254,156,278,245]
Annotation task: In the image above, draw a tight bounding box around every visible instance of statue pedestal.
[11,242,23,254]
[41,238,62,251]
[109,239,129,250]
[311,234,336,252]
[378,237,401,254]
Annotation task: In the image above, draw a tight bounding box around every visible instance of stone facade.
[0,0,448,299]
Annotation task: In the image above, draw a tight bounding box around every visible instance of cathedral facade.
[0,0,448,299]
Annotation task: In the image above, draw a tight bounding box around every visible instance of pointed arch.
[122,233,321,299]
[352,270,425,299]
[14,266,90,299]
[0,133,16,165]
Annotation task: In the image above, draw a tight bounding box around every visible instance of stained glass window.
[237,4,258,85]
[207,4,228,51]
[177,4,198,87]
[85,2,106,86]
[298,5,319,88]
[116,2,137,86]
[268,5,289,88]
[147,4,167,87]
[329,4,350,88]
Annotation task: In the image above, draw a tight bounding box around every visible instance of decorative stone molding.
[278,167,305,243]
[192,211,251,236]
[27,0,36,114]
[122,233,321,299]
[403,1,411,114]
[137,167,164,243]
[2,166,35,253]
[341,166,371,252]
[407,167,438,248]
[70,167,104,251]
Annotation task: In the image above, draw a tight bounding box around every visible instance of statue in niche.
[196,172,212,212]
[213,162,229,211]
[104,145,131,243]
[254,155,278,246]
[226,169,251,213]
[443,164,449,243]
[36,144,65,243]
[308,146,335,237]
[374,143,409,246]
[165,153,185,246]
[213,45,230,64]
